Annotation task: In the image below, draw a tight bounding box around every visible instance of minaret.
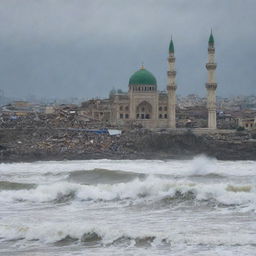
[205,30,217,129]
[167,38,177,128]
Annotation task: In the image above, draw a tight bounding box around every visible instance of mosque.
[84,32,217,129]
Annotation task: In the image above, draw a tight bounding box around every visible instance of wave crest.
[0,176,255,209]
[1,223,255,247]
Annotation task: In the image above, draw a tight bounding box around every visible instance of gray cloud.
[0,0,255,99]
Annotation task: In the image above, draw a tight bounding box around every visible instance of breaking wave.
[1,222,256,247]
[1,155,256,178]
[0,222,164,246]
[1,158,256,255]
[0,176,255,209]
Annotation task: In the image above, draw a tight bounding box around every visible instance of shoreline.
[0,152,198,164]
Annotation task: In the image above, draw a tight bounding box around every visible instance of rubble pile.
[0,113,256,162]
[0,110,130,161]
[133,129,256,160]
[0,112,110,129]
[0,127,130,162]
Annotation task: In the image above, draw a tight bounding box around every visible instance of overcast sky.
[0,0,255,99]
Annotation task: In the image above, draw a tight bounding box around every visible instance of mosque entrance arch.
[136,101,152,119]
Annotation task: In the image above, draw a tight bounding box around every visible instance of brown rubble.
[0,112,256,162]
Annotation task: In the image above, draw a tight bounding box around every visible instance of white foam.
[1,157,256,255]
[1,221,255,247]
[1,156,256,182]
[0,176,255,211]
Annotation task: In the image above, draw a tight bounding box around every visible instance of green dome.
[129,67,157,85]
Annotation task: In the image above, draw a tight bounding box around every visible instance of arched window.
[164,114,167,119]
[136,101,152,120]
[159,114,162,119]
[159,106,162,111]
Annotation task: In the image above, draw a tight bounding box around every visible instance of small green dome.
[169,39,174,53]
[129,67,157,85]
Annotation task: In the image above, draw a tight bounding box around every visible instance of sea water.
[0,155,256,255]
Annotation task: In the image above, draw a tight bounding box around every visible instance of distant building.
[237,117,256,130]
[45,106,55,114]
[1,101,46,117]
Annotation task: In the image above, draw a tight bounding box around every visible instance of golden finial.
[140,62,145,69]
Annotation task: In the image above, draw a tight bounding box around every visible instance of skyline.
[0,0,255,99]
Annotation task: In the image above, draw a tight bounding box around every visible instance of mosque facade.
[84,32,217,129]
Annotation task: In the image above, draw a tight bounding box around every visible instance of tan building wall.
[238,118,256,130]
[81,91,172,129]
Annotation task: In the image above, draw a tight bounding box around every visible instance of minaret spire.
[167,37,177,128]
[208,29,214,47]
[169,36,174,54]
[205,30,217,129]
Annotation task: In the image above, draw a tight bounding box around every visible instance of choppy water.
[0,155,256,256]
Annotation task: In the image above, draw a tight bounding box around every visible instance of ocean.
[0,156,255,255]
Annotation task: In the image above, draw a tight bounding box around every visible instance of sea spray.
[1,157,256,255]
[0,176,255,209]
